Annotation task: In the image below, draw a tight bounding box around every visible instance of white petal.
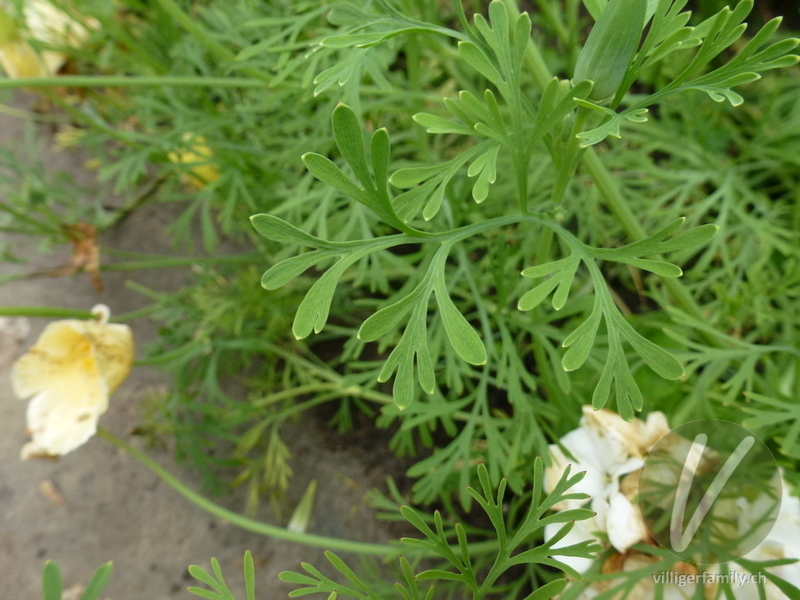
[661,583,697,600]
[559,429,608,498]
[591,494,610,531]
[573,589,598,600]
[544,519,600,575]
[581,407,641,472]
[611,457,644,480]
[547,436,606,512]
[606,492,648,553]
[22,368,108,458]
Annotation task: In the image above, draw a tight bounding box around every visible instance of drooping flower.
[167,133,222,189]
[11,305,133,459]
[544,406,669,571]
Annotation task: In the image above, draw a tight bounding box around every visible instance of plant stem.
[0,253,262,286]
[0,76,270,90]
[154,0,235,62]
[509,24,709,323]
[154,0,272,84]
[0,306,96,319]
[102,253,259,272]
[581,148,707,321]
[96,428,500,557]
[96,429,401,556]
[551,106,588,204]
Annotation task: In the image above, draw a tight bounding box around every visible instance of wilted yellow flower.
[0,0,97,79]
[11,304,133,459]
[168,134,221,189]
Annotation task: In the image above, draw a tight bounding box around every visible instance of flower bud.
[574,0,646,100]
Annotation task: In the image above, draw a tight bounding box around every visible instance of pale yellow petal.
[22,357,108,458]
[41,49,66,74]
[621,555,697,600]
[11,321,97,399]
[0,40,49,78]
[69,321,134,393]
[169,134,221,189]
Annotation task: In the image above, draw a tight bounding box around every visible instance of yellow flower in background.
[0,37,48,78]
[0,6,48,77]
[168,134,222,189]
[0,0,97,79]
[11,305,133,459]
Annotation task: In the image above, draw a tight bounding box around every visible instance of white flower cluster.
[544,406,800,600]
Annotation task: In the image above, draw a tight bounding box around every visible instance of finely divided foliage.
[9,0,798,597]
[252,0,796,421]
[279,463,600,600]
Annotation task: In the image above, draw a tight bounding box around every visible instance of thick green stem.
[551,106,589,204]
[2,253,262,285]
